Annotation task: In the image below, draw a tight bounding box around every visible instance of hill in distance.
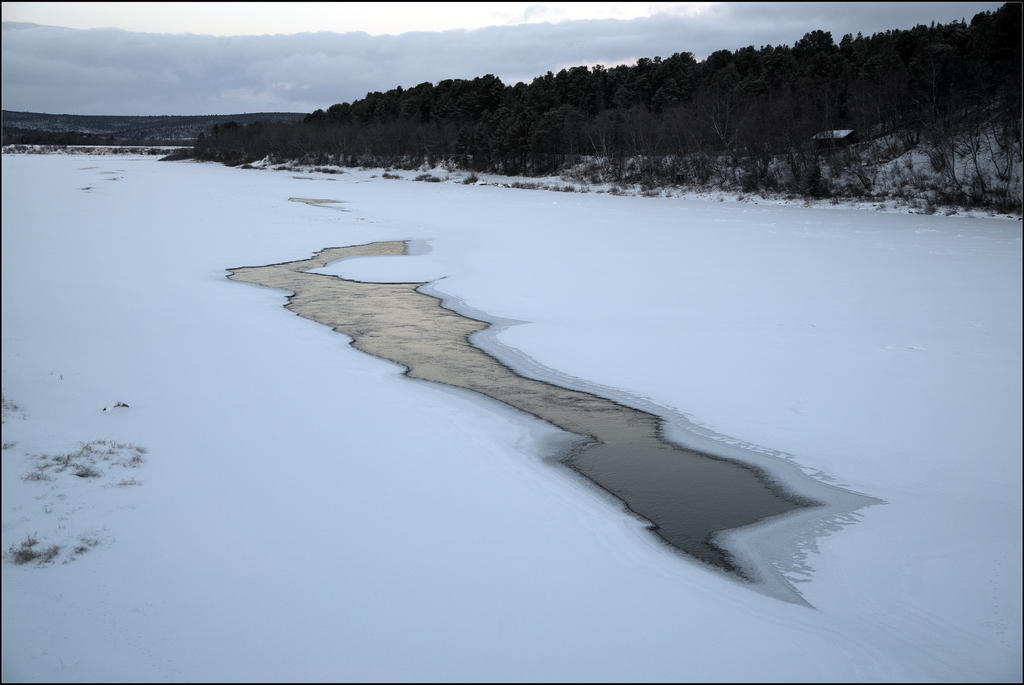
[1,110,307,145]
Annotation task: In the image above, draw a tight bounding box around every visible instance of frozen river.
[2,153,1020,681]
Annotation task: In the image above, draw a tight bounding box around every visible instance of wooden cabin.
[811,129,858,149]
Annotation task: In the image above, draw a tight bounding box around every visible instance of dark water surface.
[228,241,821,580]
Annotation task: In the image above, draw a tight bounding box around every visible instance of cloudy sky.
[1,2,1005,116]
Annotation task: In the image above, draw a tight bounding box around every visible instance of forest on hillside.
[193,4,1022,211]
[1,111,306,146]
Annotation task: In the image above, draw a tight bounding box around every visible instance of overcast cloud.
[1,2,1004,116]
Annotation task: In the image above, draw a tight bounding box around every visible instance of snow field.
[2,154,1020,681]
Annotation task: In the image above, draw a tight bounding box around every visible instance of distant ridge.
[1,110,307,145]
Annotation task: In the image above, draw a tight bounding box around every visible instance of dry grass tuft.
[7,534,60,565]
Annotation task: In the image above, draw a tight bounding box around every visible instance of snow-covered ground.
[2,153,1020,682]
[0,144,187,156]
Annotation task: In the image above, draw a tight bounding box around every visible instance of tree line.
[194,4,1022,210]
